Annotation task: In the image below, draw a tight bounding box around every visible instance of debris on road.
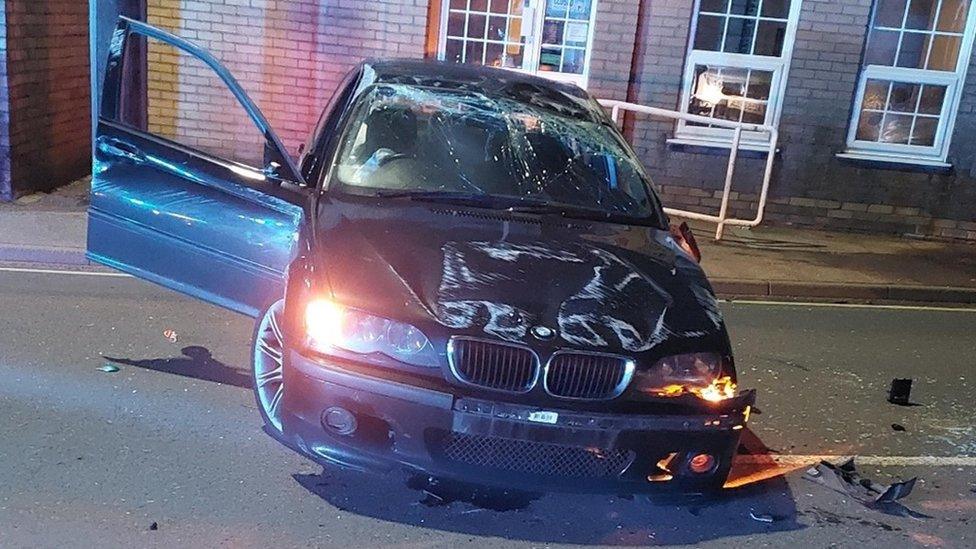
[749,511,775,523]
[888,378,913,406]
[891,423,907,432]
[804,458,923,517]
[149,521,158,531]
[97,364,120,373]
[163,329,179,343]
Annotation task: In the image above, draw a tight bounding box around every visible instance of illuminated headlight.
[304,299,439,368]
[633,352,725,394]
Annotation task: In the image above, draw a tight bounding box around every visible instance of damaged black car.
[88,17,755,494]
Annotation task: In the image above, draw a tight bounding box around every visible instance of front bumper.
[281,350,755,494]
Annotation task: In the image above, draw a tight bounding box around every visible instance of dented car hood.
[314,196,732,361]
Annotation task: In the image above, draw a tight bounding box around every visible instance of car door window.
[110,33,267,169]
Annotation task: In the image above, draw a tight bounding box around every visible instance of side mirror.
[264,161,283,180]
[670,221,702,263]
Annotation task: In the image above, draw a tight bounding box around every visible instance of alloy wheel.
[253,299,286,434]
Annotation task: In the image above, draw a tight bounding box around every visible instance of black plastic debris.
[888,378,913,406]
[891,423,906,432]
[803,458,925,518]
[149,521,158,531]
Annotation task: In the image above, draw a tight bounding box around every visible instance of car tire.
[252,298,287,438]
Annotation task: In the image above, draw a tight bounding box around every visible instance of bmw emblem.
[531,325,555,340]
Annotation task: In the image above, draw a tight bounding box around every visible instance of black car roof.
[356,59,604,121]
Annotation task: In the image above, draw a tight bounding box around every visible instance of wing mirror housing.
[670,221,702,263]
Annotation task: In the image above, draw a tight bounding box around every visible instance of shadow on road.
[104,346,251,389]
[293,429,804,545]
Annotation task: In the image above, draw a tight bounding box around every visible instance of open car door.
[88,17,307,317]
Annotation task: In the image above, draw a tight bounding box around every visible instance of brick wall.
[145,0,429,163]
[98,0,976,240]
[0,1,10,201]
[586,0,639,101]
[1,0,91,199]
[626,0,976,241]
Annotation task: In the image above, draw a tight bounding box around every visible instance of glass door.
[439,0,597,88]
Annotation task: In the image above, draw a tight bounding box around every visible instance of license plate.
[528,410,559,424]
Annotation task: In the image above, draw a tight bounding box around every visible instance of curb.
[0,244,90,266]
[712,279,976,305]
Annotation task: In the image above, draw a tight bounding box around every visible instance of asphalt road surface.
[1,266,974,548]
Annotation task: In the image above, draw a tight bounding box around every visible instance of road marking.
[0,266,132,277]
[723,299,976,313]
[735,454,976,467]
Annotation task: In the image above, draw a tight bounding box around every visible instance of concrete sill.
[836,152,952,172]
[666,137,780,156]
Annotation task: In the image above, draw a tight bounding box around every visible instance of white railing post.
[716,126,742,240]
[596,98,777,241]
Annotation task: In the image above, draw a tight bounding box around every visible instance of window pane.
[471,0,488,11]
[875,0,908,26]
[467,14,487,38]
[927,34,962,70]
[863,79,890,110]
[694,15,725,51]
[465,41,485,64]
[761,0,790,18]
[542,20,564,44]
[490,0,509,12]
[487,16,507,40]
[565,21,589,47]
[880,113,913,143]
[568,0,593,21]
[450,0,466,9]
[888,82,921,111]
[687,65,771,125]
[724,17,757,53]
[911,116,939,145]
[539,45,562,71]
[545,0,567,17]
[746,69,772,100]
[754,20,787,55]
[445,39,464,63]
[865,29,899,65]
[700,0,728,13]
[896,31,930,67]
[730,0,760,16]
[918,84,947,114]
[937,0,970,32]
[448,12,465,37]
[905,0,938,30]
[856,111,884,140]
[562,48,586,74]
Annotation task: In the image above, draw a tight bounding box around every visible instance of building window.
[438,0,598,88]
[845,0,976,164]
[675,0,803,146]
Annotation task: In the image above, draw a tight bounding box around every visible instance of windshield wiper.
[506,200,658,226]
[372,190,656,226]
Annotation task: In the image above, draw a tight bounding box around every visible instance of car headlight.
[304,299,439,368]
[633,352,734,401]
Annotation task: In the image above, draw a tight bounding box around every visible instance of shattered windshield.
[330,83,666,226]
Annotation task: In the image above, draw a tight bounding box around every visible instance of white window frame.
[672,0,803,149]
[842,0,976,166]
[436,0,599,88]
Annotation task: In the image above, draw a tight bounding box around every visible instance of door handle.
[100,137,145,160]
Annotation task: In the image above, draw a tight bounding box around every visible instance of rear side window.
[110,33,267,168]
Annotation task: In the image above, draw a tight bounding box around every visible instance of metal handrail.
[598,99,778,240]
